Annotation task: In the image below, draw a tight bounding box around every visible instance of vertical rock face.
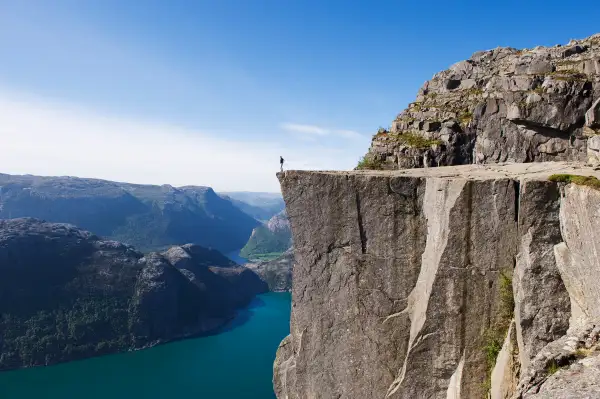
[276,167,521,398]
[490,321,519,399]
[513,181,570,374]
[274,163,600,399]
[554,184,600,326]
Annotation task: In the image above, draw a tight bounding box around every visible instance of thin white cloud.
[281,123,363,139]
[280,123,329,135]
[0,90,369,192]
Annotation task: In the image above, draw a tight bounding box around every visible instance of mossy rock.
[548,174,600,190]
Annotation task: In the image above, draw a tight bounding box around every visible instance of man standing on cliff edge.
[280,156,284,172]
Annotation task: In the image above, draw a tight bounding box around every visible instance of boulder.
[585,98,600,128]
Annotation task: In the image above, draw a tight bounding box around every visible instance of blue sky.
[0,0,598,191]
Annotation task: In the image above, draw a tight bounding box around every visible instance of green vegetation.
[0,293,136,369]
[458,110,473,125]
[410,102,423,112]
[499,271,515,323]
[575,347,593,358]
[391,131,442,149]
[547,69,588,82]
[546,359,561,375]
[240,222,292,261]
[532,86,545,94]
[541,347,596,378]
[548,174,600,190]
[248,252,284,262]
[484,333,504,371]
[556,59,581,67]
[483,270,515,393]
[356,156,384,170]
[465,87,484,96]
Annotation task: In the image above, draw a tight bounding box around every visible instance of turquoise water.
[226,249,249,265]
[0,292,291,399]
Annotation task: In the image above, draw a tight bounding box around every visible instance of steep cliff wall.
[361,34,600,170]
[274,162,600,398]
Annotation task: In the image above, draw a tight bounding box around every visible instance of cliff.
[0,173,260,253]
[0,218,267,371]
[362,34,600,170]
[274,162,600,398]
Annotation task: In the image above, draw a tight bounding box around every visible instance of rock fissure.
[355,192,368,254]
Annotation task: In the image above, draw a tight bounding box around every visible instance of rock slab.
[274,162,600,399]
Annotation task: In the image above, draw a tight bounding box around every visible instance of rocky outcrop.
[0,173,260,253]
[273,162,600,398]
[362,34,600,170]
[246,248,294,292]
[0,218,267,371]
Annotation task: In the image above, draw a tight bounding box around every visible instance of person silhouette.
[280,156,285,172]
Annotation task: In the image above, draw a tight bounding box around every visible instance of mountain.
[360,33,600,170]
[0,218,267,371]
[246,248,294,292]
[0,173,260,253]
[240,211,292,261]
[219,192,285,221]
[274,34,600,399]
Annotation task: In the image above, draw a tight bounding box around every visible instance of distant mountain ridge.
[219,191,285,221]
[0,173,260,253]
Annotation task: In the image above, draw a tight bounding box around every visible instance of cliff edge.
[274,162,600,398]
